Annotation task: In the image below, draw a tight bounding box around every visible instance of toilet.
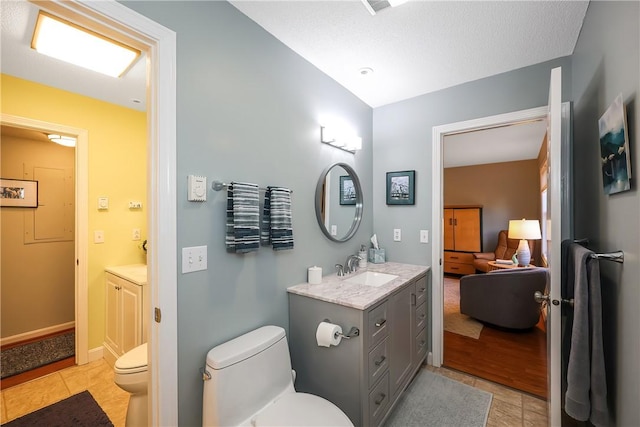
[114,343,148,427]
[202,325,353,427]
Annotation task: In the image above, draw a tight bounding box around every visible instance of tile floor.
[1,358,129,426]
[0,359,546,427]
[426,365,549,427]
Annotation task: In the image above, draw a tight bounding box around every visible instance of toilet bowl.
[114,343,148,427]
[202,325,353,427]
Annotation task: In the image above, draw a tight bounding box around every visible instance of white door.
[545,66,563,426]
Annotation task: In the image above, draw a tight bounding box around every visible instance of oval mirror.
[315,162,363,242]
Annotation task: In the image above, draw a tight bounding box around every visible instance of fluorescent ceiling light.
[48,134,76,147]
[31,11,140,78]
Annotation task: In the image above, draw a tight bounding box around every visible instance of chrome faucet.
[335,264,345,276]
[345,255,361,274]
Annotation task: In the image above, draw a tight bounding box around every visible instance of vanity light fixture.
[48,134,77,147]
[321,126,362,154]
[31,11,140,78]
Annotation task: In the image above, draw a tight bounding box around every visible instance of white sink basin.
[344,271,399,287]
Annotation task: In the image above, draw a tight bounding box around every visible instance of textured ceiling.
[230,0,588,107]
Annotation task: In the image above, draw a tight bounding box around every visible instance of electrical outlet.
[132,228,141,241]
[420,230,429,243]
[393,228,401,241]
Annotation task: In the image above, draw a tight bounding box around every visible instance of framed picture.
[0,178,38,208]
[599,93,632,195]
[339,175,356,205]
[386,170,415,205]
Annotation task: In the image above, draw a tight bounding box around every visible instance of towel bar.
[212,180,292,193]
[573,239,624,263]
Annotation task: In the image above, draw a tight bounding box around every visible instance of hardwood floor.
[443,278,548,399]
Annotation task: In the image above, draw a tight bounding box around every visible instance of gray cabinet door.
[388,282,414,398]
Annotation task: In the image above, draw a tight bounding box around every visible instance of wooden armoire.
[443,205,482,275]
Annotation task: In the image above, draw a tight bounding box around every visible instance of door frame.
[32,1,178,425]
[0,114,89,364]
[431,105,548,366]
[431,102,571,417]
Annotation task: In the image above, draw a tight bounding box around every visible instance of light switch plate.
[331,225,337,236]
[182,245,207,273]
[420,230,429,243]
[393,228,401,241]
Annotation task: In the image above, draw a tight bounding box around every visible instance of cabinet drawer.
[368,372,390,427]
[415,302,427,331]
[444,262,476,275]
[368,301,389,349]
[415,328,427,362]
[368,337,389,388]
[444,251,474,264]
[415,276,427,306]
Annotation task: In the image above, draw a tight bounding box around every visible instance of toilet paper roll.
[316,322,342,347]
[308,266,322,285]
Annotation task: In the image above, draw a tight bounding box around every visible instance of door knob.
[534,291,574,307]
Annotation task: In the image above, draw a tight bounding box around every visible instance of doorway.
[6,1,179,424]
[440,122,548,397]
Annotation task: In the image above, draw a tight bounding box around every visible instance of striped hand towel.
[226,182,260,253]
[261,186,294,251]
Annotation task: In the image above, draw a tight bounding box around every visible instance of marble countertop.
[287,262,430,310]
[105,264,147,286]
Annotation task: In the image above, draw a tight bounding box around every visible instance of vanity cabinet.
[288,272,428,427]
[103,265,147,365]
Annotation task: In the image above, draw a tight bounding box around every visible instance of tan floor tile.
[487,401,524,427]
[2,372,70,421]
[522,393,548,416]
[59,359,113,394]
[434,367,477,386]
[97,392,129,427]
[475,378,523,408]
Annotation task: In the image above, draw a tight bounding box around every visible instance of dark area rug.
[2,391,113,427]
[1,332,75,379]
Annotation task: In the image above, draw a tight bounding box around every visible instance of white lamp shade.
[508,219,542,240]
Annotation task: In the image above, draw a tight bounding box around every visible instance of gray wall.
[122,2,373,425]
[571,2,639,425]
[372,57,572,266]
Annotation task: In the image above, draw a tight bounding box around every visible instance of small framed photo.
[339,175,356,205]
[0,178,38,208]
[340,175,356,205]
[386,170,415,205]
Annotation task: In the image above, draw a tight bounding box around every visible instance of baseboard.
[1,321,75,347]
[87,346,104,363]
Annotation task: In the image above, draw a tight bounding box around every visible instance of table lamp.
[508,219,541,267]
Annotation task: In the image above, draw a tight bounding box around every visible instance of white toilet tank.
[203,326,296,426]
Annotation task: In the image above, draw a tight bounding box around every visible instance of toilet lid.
[252,393,353,427]
[115,343,148,374]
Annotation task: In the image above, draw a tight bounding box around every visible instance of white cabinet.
[103,265,147,366]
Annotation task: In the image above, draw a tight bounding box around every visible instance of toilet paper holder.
[322,319,360,340]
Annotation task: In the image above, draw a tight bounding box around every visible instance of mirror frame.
[315,162,363,242]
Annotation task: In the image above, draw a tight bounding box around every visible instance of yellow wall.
[1,74,147,348]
